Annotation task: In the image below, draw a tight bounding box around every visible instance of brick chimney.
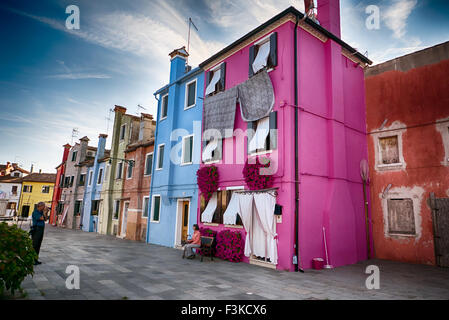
[169,46,189,83]
[79,136,90,162]
[317,0,341,38]
[62,143,71,162]
[138,113,155,141]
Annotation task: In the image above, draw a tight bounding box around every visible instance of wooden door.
[181,201,189,241]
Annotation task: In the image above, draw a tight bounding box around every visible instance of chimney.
[79,136,90,162]
[317,0,341,38]
[169,46,189,83]
[30,164,34,173]
[62,143,71,162]
[39,169,42,174]
[97,134,108,159]
[138,113,155,141]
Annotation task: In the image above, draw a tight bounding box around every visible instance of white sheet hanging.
[237,193,254,257]
[205,69,221,96]
[252,41,271,74]
[202,139,218,162]
[253,193,278,265]
[201,192,217,223]
[248,116,270,153]
[223,192,239,225]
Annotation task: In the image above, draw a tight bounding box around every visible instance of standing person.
[183,224,201,259]
[31,202,48,265]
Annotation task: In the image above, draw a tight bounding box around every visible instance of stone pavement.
[12,223,449,300]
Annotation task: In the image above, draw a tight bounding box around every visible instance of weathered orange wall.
[365,58,449,265]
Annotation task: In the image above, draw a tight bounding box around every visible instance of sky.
[1,0,448,173]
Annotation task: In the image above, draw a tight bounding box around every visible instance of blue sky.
[1,0,448,173]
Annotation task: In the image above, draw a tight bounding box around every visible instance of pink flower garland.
[215,230,244,262]
[196,165,219,202]
[242,156,274,190]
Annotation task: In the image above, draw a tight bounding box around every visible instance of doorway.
[21,205,30,217]
[121,201,129,237]
[430,193,449,267]
[175,199,190,247]
[181,200,190,242]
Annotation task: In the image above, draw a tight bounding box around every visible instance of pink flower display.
[242,156,274,190]
[215,230,244,262]
[196,165,219,202]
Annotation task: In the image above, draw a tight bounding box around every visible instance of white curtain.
[223,192,239,225]
[205,69,221,96]
[201,192,217,223]
[237,193,254,257]
[252,41,271,74]
[253,193,277,265]
[248,116,270,153]
[202,139,218,162]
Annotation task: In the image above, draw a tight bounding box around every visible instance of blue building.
[147,47,204,247]
[81,134,109,232]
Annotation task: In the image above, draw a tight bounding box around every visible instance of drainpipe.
[293,15,304,273]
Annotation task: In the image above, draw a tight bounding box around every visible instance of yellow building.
[18,173,56,217]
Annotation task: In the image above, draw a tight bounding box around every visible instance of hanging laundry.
[203,86,238,139]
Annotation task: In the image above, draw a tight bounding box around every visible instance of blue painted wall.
[81,135,107,232]
[147,54,204,247]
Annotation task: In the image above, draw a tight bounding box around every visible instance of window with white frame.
[97,168,103,184]
[144,153,153,176]
[156,145,164,170]
[185,79,197,109]
[88,170,93,186]
[142,197,149,218]
[182,135,194,165]
[249,32,277,76]
[126,160,134,179]
[23,185,32,193]
[151,195,161,222]
[41,186,50,194]
[160,94,168,120]
[116,162,123,179]
[119,124,126,140]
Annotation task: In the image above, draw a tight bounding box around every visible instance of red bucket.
[312,258,324,270]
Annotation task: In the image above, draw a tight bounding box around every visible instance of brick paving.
[9,223,449,300]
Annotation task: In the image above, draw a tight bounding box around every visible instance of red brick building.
[50,143,71,225]
[365,42,449,266]
[118,113,155,241]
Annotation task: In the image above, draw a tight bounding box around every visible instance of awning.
[205,69,221,96]
[201,192,217,223]
[252,41,270,74]
[248,116,270,153]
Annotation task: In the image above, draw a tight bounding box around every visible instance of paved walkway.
[11,224,449,300]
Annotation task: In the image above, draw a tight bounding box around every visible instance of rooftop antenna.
[71,128,79,145]
[136,104,148,116]
[106,108,114,136]
[187,17,198,64]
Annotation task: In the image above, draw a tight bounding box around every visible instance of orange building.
[365,42,449,266]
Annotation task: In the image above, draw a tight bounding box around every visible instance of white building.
[0,163,29,217]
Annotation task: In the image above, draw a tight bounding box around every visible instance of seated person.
[184,224,201,259]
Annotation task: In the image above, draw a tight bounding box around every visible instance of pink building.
[197,3,372,271]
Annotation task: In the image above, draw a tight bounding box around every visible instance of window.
[156,145,165,170]
[143,197,149,218]
[205,63,226,96]
[71,151,78,162]
[185,79,197,109]
[64,176,70,188]
[379,136,400,164]
[69,176,74,187]
[113,200,120,220]
[74,200,82,216]
[200,190,243,226]
[7,202,16,210]
[120,124,126,140]
[247,111,277,154]
[11,186,17,195]
[88,170,93,186]
[151,195,161,222]
[387,198,416,235]
[97,168,103,184]
[249,32,277,77]
[161,94,168,120]
[116,162,123,179]
[60,174,65,187]
[91,200,99,215]
[181,135,194,165]
[79,174,86,186]
[42,186,50,194]
[202,137,222,163]
[13,172,20,177]
[144,153,153,176]
[23,185,32,193]
[126,160,133,179]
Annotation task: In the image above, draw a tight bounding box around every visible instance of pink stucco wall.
[198,18,369,271]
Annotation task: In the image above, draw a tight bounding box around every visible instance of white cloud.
[47,73,111,79]
[383,0,418,39]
